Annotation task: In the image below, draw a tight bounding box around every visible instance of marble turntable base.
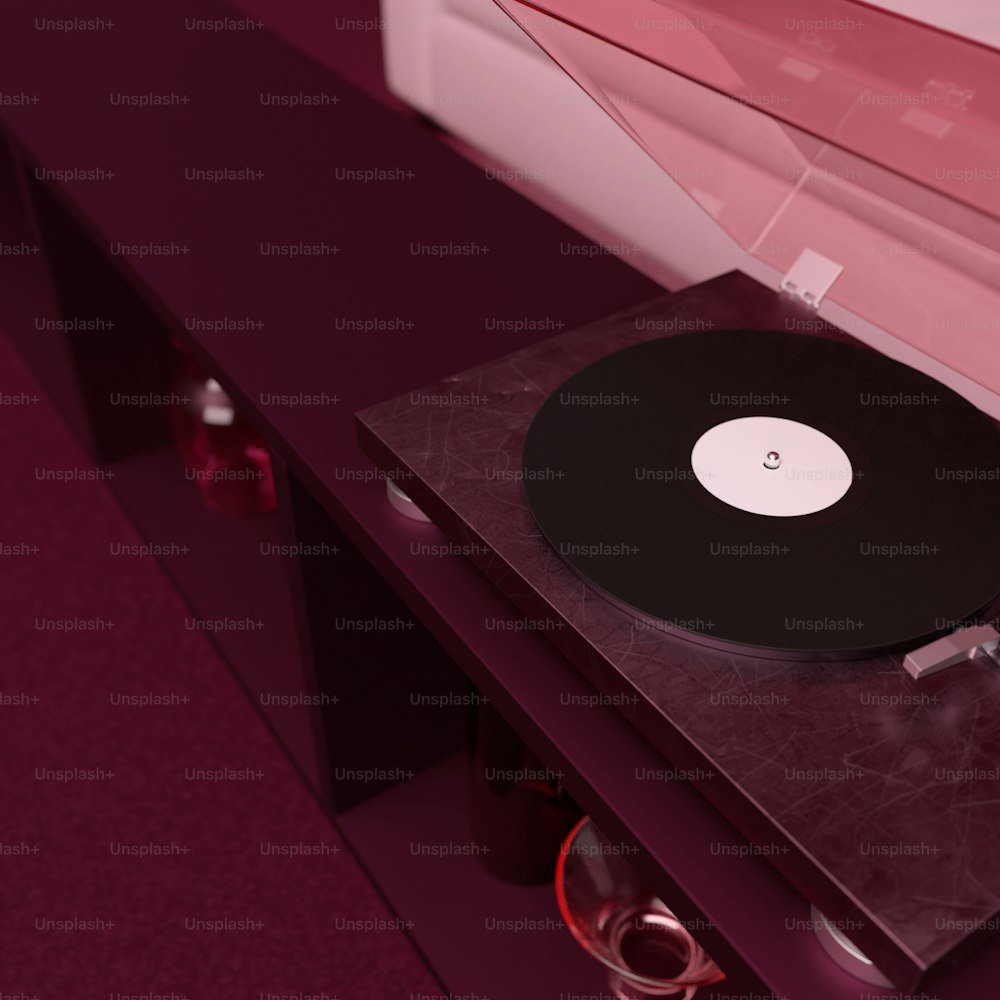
[356,271,1000,990]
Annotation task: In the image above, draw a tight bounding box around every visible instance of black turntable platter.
[521,329,1000,658]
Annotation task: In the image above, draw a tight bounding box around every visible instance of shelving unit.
[1,0,996,997]
[104,444,323,793]
[339,754,608,1000]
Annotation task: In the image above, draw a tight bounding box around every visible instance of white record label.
[690,416,853,516]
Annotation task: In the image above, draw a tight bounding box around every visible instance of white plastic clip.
[780,248,844,308]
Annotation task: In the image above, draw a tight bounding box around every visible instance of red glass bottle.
[168,339,276,515]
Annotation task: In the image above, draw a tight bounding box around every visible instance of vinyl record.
[521,330,1000,658]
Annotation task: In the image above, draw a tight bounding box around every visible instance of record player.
[362,0,1000,990]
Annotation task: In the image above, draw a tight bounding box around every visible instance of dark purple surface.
[0,0,660,451]
[358,271,1000,990]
